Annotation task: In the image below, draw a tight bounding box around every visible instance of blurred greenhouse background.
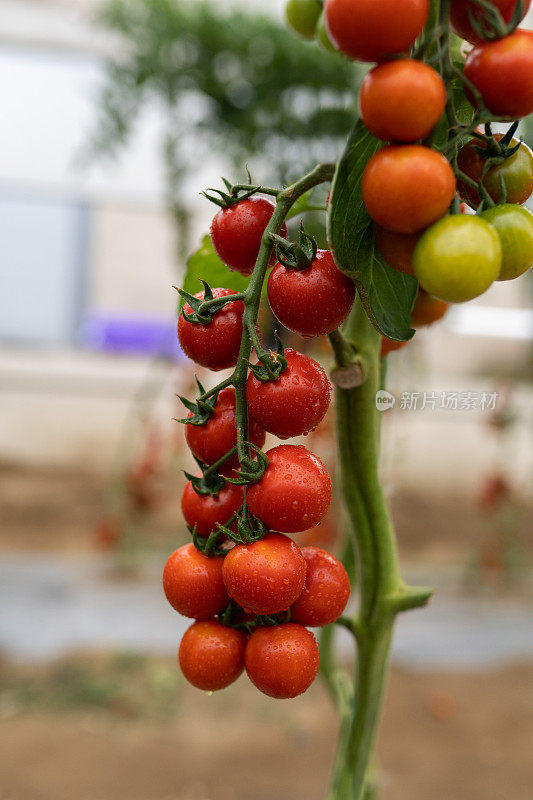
[0,2,532,799]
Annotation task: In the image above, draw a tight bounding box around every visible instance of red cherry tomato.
[411,290,449,327]
[178,288,244,371]
[362,146,456,234]
[163,544,229,619]
[185,387,265,474]
[457,136,533,206]
[179,619,246,691]
[246,349,331,439]
[245,623,320,698]
[375,226,422,275]
[247,445,332,533]
[463,30,533,119]
[210,197,287,276]
[381,337,409,357]
[450,0,531,45]
[359,60,446,143]
[290,546,350,627]
[181,478,243,537]
[324,0,428,63]
[267,249,355,337]
[222,532,307,614]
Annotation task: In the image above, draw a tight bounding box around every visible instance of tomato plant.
[179,619,246,691]
[163,544,229,619]
[359,60,446,143]
[246,349,331,439]
[222,533,307,614]
[162,1,533,795]
[268,248,355,336]
[245,623,320,698]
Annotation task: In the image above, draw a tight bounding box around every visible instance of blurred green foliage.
[92,0,362,255]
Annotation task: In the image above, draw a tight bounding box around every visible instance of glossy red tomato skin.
[210,197,287,276]
[163,544,229,619]
[222,533,307,615]
[267,250,355,337]
[181,479,244,537]
[185,388,265,474]
[179,619,246,691]
[411,290,449,327]
[457,136,533,206]
[381,338,409,357]
[450,0,531,45]
[246,350,331,440]
[178,288,244,371]
[290,546,350,626]
[324,0,428,63]
[245,623,320,698]
[362,146,456,234]
[463,30,533,119]
[247,445,332,533]
[360,60,446,143]
[375,226,421,275]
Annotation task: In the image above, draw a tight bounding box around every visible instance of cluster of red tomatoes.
[289,0,533,310]
[167,197,357,698]
[164,535,350,699]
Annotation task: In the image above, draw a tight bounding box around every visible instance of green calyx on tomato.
[413,215,502,303]
[285,0,322,39]
[481,204,533,281]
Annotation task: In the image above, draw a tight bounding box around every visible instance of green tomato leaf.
[180,235,250,307]
[328,120,417,341]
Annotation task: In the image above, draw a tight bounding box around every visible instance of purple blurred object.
[82,313,183,359]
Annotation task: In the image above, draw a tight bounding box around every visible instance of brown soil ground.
[0,656,531,800]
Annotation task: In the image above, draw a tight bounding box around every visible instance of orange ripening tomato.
[375,225,422,275]
[359,60,446,143]
[362,146,456,234]
[411,290,450,327]
[381,338,410,357]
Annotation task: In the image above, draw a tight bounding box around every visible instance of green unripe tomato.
[316,12,337,52]
[286,0,322,39]
[414,215,501,303]
[481,204,533,281]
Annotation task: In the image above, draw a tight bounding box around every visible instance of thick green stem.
[328,300,431,800]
